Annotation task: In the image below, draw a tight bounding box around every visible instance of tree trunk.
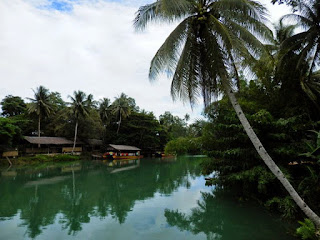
[223,82,320,228]
[72,121,78,154]
[117,114,122,135]
[38,115,41,148]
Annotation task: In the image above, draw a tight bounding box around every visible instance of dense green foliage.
[0,89,190,154]
[164,137,202,155]
[12,154,80,165]
[0,118,22,151]
[0,95,26,117]
[200,76,320,217]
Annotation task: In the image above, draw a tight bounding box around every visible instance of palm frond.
[134,2,160,31]
[134,0,191,31]
[27,85,53,117]
[171,25,200,106]
[160,0,191,18]
[149,18,190,81]
[137,0,271,106]
[281,14,313,29]
[212,0,269,22]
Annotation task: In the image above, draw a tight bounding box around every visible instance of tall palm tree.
[99,98,111,125]
[111,93,131,134]
[69,91,91,154]
[134,0,320,227]
[27,86,53,147]
[252,21,296,91]
[281,0,320,108]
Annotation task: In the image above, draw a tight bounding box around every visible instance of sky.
[0,0,291,121]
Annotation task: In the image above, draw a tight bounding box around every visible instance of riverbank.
[0,154,80,166]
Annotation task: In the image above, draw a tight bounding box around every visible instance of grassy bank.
[0,154,80,166]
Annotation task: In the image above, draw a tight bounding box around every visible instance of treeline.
[0,89,193,152]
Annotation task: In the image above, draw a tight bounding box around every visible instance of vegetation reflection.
[165,189,295,240]
[0,157,202,238]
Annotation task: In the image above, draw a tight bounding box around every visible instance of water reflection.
[0,157,295,240]
[0,157,202,239]
[165,190,296,240]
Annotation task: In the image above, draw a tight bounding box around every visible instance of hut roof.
[87,139,103,146]
[108,144,141,151]
[24,136,82,145]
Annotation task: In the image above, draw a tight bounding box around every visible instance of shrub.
[296,219,318,240]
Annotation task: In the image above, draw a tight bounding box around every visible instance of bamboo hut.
[23,136,83,154]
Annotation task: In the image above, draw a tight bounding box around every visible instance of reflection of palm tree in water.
[164,190,295,240]
[61,165,84,235]
[24,185,41,239]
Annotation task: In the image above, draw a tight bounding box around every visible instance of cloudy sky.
[0,0,290,121]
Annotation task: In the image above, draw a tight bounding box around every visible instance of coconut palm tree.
[280,0,320,107]
[134,0,320,227]
[281,0,320,77]
[69,91,91,154]
[251,21,296,92]
[99,98,111,125]
[27,86,53,147]
[111,93,131,134]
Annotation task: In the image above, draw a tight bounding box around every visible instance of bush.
[164,137,202,155]
[296,219,318,240]
[12,154,80,165]
[52,154,79,162]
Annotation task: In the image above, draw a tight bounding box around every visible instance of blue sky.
[39,0,153,11]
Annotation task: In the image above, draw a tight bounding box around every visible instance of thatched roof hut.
[23,136,83,154]
[107,144,141,152]
[24,136,74,145]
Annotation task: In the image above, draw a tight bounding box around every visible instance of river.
[0,156,296,239]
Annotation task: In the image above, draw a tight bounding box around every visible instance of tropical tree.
[184,113,190,122]
[111,93,131,134]
[99,98,111,125]
[274,21,295,46]
[0,117,22,150]
[281,0,320,106]
[159,111,187,140]
[69,91,92,153]
[134,0,320,227]
[1,95,26,117]
[27,86,53,144]
[251,21,296,101]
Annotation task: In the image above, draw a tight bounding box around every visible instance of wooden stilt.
[6,156,12,166]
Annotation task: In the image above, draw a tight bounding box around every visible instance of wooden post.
[6,157,12,166]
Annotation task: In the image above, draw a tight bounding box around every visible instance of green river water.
[0,156,297,240]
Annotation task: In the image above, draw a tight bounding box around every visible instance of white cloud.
[0,0,291,122]
[0,0,201,120]
[261,0,292,24]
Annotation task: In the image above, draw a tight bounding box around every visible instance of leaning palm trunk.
[38,115,41,148]
[223,81,320,228]
[117,114,122,135]
[72,121,78,154]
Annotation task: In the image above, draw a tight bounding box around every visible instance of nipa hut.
[23,136,83,154]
